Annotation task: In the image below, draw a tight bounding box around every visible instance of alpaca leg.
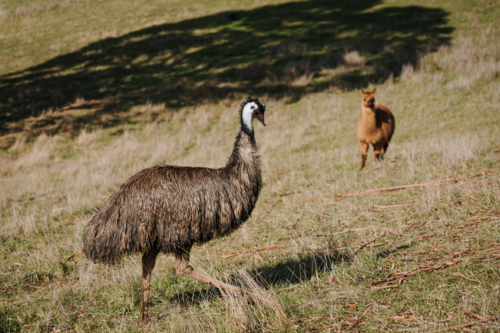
[382,142,389,159]
[373,144,383,163]
[174,247,255,303]
[140,250,159,324]
[359,142,369,170]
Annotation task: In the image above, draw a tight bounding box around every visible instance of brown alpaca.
[81,98,266,324]
[357,88,395,170]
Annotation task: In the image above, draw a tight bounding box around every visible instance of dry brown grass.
[343,51,366,66]
[436,28,500,92]
[1,8,500,332]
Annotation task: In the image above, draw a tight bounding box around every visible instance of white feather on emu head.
[239,97,266,132]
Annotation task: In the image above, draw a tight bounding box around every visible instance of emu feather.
[81,97,266,323]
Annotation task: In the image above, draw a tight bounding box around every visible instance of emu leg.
[359,142,369,170]
[140,250,159,324]
[175,247,255,304]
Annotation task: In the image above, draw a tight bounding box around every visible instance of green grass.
[1,0,456,142]
[1,0,500,332]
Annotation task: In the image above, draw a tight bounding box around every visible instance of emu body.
[357,88,395,170]
[81,98,266,323]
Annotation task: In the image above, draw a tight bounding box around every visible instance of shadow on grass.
[168,287,224,307]
[168,249,350,306]
[376,244,412,259]
[250,250,351,288]
[0,0,452,136]
[0,308,23,332]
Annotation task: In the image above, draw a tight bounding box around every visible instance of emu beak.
[255,112,266,126]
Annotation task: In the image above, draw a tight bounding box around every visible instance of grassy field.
[1,0,500,332]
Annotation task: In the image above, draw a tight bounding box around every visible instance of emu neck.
[226,130,259,173]
[241,111,253,133]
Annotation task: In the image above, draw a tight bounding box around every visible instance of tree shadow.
[0,0,452,135]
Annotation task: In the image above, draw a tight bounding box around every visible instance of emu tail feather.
[81,211,125,265]
[81,196,152,264]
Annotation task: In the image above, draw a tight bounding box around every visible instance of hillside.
[1,0,500,331]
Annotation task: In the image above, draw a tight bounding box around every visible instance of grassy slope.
[1,0,500,332]
[1,0,458,144]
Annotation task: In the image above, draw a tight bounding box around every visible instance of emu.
[357,88,395,170]
[81,98,266,324]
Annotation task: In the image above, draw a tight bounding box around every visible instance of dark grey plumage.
[81,97,265,264]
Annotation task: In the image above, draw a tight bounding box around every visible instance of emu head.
[361,88,376,109]
[240,97,266,132]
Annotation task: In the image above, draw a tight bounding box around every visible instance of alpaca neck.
[362,106,376,120]
[362,103,375,113]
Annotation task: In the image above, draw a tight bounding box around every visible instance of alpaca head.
[240,97,266,132]
[360,88,376,109]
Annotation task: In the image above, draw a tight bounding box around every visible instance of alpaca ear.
[360,88,365,93]
[372,87,376,93]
